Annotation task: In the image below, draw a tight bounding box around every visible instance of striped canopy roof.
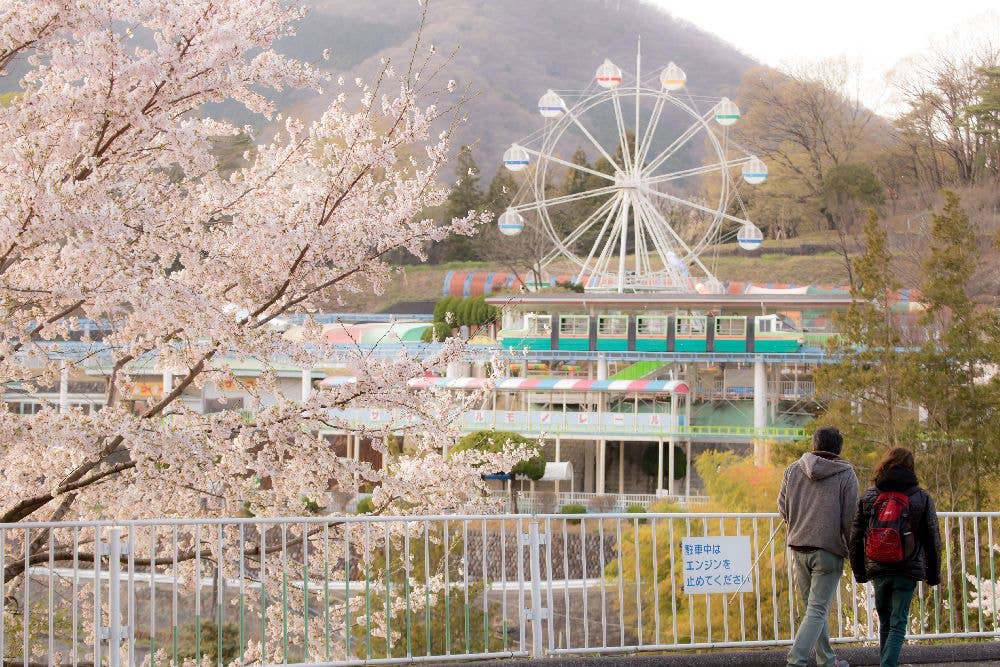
[320,375,689,393]
[407,377,689,393]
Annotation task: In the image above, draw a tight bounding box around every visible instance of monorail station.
[407,289,856,507]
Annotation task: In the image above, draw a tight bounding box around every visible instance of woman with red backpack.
[849,447,942,667]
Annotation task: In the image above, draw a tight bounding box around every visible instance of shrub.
[421,320,453,342]
[354,496,374,514]
[171,621,242,665]
[559,503,587,523]
[625,503,646,513]
[647,499,683,513]
[451,430,546,480]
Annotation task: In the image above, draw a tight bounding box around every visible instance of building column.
[301,368,312,402]
[584,440,595,493]
[657,437,664,494]
[618,440,625,494]
[685,440,692,497]
[58,363,69,414]
[669,393,678,495]
[753,358,767,466]
[446,361,468,379]
[596,439,606,494]
[683,390,692,497]
[554,436,561,496]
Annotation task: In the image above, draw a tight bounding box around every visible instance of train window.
[758,317,773,333]
[716,317,746,336]
[526,315,551,335]
[598,316,626,336]
[560,316,589,336]
[637,316,666,335]
[676,316,706,335]
[778,315,798,332]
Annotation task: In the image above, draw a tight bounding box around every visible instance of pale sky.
[650,0,999,112]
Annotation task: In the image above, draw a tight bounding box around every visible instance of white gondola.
[503,144,530,172]
[595,59,623,89]
[714,97,740,126]
[737,222,763,250]
[660,62,686,91]
[741,156,768,185]
[498,208,525,236]
[538,90,566,118]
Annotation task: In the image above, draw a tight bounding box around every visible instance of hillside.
[262,0,757,174]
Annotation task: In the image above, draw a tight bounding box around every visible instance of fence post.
[103,527,128,667]
[524,521,548,658]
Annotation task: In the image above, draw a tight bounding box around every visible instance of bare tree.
[889,21,1000,186]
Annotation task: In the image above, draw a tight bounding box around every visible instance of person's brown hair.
[872,447,915,483]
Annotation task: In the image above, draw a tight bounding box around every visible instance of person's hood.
[875,465,919,492]
[799,451,854,480]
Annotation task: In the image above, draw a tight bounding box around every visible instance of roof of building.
[321,375,689,394]
[484,292,857,309]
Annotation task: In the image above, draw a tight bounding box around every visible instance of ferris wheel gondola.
[500,46,767,293]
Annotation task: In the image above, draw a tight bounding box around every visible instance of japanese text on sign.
[681,536,753,594]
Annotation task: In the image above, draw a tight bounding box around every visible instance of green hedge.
[431,295,498,327]
[559,503,587,523]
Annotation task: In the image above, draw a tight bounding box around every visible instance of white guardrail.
[323,408,807,441]
[2,512,998,665]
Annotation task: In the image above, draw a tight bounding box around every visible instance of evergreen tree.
[907,191,1000,510]
[966,66,1000,181]
[434,145,483,262]
[483,163,517,222]
[813,211,920,473]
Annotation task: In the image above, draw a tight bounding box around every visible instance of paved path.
[451,642,1000,667]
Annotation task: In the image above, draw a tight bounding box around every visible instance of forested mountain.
[256,0,757,173]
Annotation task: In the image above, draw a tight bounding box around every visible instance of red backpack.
[865,491,914,563]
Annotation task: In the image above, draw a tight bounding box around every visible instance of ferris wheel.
[498,47,767,293]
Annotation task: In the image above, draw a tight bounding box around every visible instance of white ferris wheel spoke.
[639,184,752,227]
[591,195,629,286]
[553,191,622,278]
[518,145,615,182]
[645,157,751,187]
[642,109,714,176]
[635,191,717,282]
[635,93,666,168]
[611,91,634,172]
[616,191,631,291]
[511,183,618,212]
[540,192,621,265]
[562,106,624,173]
[632,194,681,282]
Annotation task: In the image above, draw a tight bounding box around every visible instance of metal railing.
[698,381,817,401]
[324,408,807,441]
[488,491,710,513]
[2,512,997,665]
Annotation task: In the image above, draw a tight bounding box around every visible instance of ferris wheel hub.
[613,171,642,190]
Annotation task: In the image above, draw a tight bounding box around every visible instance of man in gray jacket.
[778,426,858,667]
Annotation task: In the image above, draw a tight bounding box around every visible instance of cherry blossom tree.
[0,0,525,541]
[0,3,542,658]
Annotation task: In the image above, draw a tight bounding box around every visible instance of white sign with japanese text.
[681,536,753,594]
